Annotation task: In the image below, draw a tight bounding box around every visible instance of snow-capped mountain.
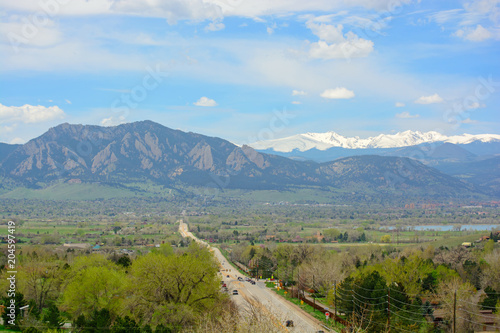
[250,130,500,152]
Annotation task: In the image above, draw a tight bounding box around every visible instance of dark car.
[285,320,294,327]
[232,290,239,295]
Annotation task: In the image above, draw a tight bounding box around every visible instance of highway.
[179,220,330,333]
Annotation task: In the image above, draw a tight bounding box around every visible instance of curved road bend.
[178,220,330,333]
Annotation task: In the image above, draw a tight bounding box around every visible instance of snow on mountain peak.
[250,130,500,152]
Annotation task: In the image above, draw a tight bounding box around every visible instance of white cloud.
[194,96,218,107]
[309,40,371,60]
[454,24,493,41]
[462,118,478,124]
[308,22,345,43]
[266,23,277,35]
[292,90,307,96]
[111,0,223,24]
[307,20,374,60]
[100,115,126,127]
[396,111,419,118]
[320,87,355,99]
[0,0,416,22]
[10,137,25,144]
[466,101,486,109]
[0,103,65,124]
[212,0,414,17]
[429,1,500,43]
[0,18,63,50]
[0,125,16,134]
[291,101,302,104]
[395,102,405,107]
[463,0,500,25]
[428,9,464,24]
[414,93,444,104]
[205,21,225,32]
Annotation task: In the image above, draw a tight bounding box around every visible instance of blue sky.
[0,0,499,145]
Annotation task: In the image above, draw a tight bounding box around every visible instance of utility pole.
[453,290,456,333]
[334,280,337,320]
[313,274,316,311]
[297,266,300,299]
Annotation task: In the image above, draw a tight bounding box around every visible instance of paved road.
[179,220,329,333]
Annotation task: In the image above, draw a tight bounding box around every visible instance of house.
[314,232,325,242]
[462,242,472,248]
[476,310,498,331]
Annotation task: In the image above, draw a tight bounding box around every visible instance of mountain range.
[250,130,500,151]
[0,121,496,202]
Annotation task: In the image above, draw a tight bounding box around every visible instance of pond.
[382,224,499,231]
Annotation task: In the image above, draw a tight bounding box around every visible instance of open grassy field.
[0,183,138,200]
[0,181,177,201]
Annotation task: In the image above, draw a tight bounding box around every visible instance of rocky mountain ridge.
[0,121,488,198]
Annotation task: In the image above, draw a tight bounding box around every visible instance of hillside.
[434,156,500,196]
[0,142,20,163]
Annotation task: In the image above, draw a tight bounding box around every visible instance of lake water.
[383,224,500,231]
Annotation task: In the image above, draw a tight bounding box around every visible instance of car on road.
[285,320,294,327]
[237,277,243,281]
[232,290,239,295]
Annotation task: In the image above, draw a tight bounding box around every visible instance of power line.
[351,283,388,292]
[352,289,388,300]
[388,309,429,324]
[352,295,388,306]
[389,297,428,309]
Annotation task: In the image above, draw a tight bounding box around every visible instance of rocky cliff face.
[0,121,483,196]
[0,121,295,186]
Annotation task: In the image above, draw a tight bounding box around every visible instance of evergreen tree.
[117,255,132,268]
[43,303,63,329]
[154,324,173,333]
[112,315,140,333]
[142,324,153,333]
